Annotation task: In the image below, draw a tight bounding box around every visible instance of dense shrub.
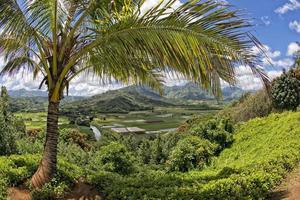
[0,154,83,199]
[0,178,7,200]
[189,118,234,154]
[134,132,187,166]
[31,178,67,200]
[137,139,152,164]
[58,142,91,168]
[271,71,300,111]
[88,142,135,175]
[167,136,216,172]
[219,90,273,123]
[16,137,44,154]
[16,128,44,154]
[60,129,92,150]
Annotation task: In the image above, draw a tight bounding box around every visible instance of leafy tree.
[89,142,135,175]
[137,140,152,164]
[0,87,18,155]
[0,0,268,187]
[187,117,234,154]
[271,71,300,111]
[167,136,216,172]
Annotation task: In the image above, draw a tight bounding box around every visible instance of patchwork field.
[92,107,219,131]
[15,106,219,137]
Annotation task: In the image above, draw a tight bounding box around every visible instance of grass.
[15,112,94,139]
[211,111,300,170]
[15,112,69,129]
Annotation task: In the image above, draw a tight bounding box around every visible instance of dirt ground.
[8,180,103,200]
[269,164,300,200]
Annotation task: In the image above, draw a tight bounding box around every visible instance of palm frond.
[77,0,269,97]
[0,56,41,76]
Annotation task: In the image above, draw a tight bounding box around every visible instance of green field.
[92,107,218,131]
[14,112,69,129]
[15,112,94,137]
[15,107,219,134]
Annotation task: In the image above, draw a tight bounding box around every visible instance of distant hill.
[8,83,246,113]
[8,89,84,112]
[61,87,174,115]
[8,89,47,97]
[164,83,245,101]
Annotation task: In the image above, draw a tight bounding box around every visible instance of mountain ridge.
[8,83,247,113]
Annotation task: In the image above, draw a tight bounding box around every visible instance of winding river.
[90,126,101,141]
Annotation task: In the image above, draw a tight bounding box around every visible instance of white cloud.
[234,65,283,91]
[68,75,124,96]
[252,44,294,70]
[261,16,271,26]
[214,0,229,5]
[252,45,281,59]
[275,0,300,14]
[289,20,300,33]
[272,58,294,68]
[287,42,300,56]
[140,0,182,15]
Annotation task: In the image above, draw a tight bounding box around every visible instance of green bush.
[136,132,186,166]
[189,118,234,154]
[31,178,68,200]
[0,178,7,200]
[167,136,216,172]
[271,71,300,111]
[60,129,92,150]
[0,154,39,186]
[58,142,91,168]
[88,142,135,175]
[16,137,44,154]
[0,154,83,199]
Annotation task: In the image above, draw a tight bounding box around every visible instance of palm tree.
[0,0,268,188]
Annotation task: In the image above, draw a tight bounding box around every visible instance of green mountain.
[8,83,245,113]
[164,82,245,101]
[62,87,174,115]
[8,89,48,97]
[8,89,84,112]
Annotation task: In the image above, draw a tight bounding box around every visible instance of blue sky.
[227,0,299,59]
[1,0,300,95]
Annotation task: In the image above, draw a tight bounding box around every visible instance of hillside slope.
[90,111,300,199]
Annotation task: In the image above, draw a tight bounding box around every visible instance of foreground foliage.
[89,112,300,199]
[0,87,25,156]
[0,154,83,200]
[0,0,268,188]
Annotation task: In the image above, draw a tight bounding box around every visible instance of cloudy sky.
[0,0,300,96]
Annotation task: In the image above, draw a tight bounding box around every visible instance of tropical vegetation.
[2,0,300,199]
[271,68,300,111]
[0,0,268,188]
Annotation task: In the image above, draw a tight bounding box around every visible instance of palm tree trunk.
[31,100,60,188]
